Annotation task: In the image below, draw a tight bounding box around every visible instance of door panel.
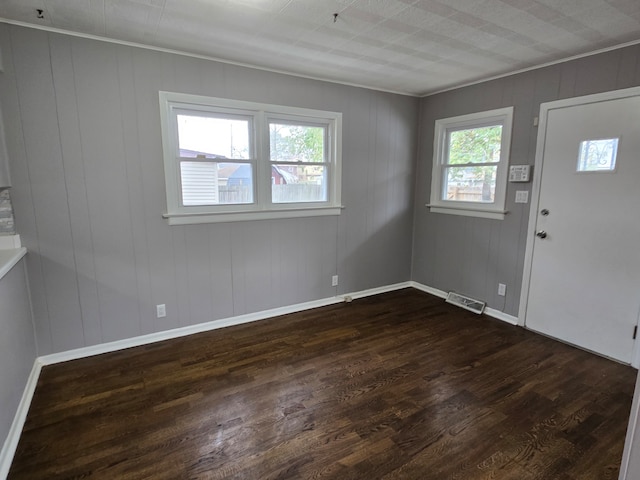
[525,95,640,363]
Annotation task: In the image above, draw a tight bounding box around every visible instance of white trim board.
[620,371,640,480]
[409,282,519,326]
[0,18,415,98]
[0,361,42,479]
[16,283,518,367]
[38,282,413,366]
[0,282,408,475]
[517,85,640,367]
[0,281,517,476]
[424,39,640,97]
[2,18,640,98]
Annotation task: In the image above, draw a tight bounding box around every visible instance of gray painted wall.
[412,44,640,316]
[0,107,11,187]
[2,22,638,358]
[0,259,35,448]
[0,24,418,355]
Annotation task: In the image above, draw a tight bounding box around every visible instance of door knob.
[536,230,547,239]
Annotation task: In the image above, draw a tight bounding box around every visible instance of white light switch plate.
[515,191,529,204]
[509,165,531,182]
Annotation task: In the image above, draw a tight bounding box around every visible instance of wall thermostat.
[509,165,531,182]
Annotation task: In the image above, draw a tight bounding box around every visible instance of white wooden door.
[522,89,640,364]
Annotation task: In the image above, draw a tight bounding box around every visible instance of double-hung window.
[428,107,513,220]
[159,92,342,224]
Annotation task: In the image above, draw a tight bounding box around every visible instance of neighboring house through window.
[159,92,342,224]
[428,107,513,220]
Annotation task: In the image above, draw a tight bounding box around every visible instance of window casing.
[428,107,513,220]
[159,92,342,224]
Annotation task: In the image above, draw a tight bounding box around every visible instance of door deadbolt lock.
[541,209,549,216]
[536,230,547,239]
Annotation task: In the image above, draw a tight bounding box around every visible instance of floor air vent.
[445,292,486,314]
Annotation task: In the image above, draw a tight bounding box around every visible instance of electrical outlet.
[498,284,506,297]
[156,304,166,318]
[332,275,339,287]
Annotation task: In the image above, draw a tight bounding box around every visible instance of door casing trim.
[517,85,640,369]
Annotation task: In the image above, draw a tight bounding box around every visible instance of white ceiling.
[1,0,639,96]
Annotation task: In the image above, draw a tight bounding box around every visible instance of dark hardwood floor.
[9,289,636,479]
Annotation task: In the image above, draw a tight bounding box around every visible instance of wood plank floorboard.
[8,289,636,479]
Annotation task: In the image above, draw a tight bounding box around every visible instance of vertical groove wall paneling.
[412,43,640,317]
[0,26,52,354]
[0,23,418,354]
[72,38,142,343]
[115,44,154,337]
[49,34,103,347]
[131,47,181,335]
[10,28,85,352]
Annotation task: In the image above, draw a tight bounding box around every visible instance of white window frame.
[159,92,342,225]
[428,107,513,220]
[267,115,332,205]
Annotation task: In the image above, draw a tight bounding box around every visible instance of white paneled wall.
[0,24,418,355]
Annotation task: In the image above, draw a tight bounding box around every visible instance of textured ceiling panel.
[349,0,409,19]
[45,0,103,34]
[0,0,638,95]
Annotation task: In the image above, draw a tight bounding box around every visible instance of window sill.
[427,204,507,220]
[163,206,343,225]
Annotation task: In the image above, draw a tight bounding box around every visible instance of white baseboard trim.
[0,360,42,479]
[409,281,519,325]
[345,281,412,300]
[409,281,448,299]
[484,307,519,325]
[1,279,513,476]
[40,297,341,366]
[39,282,414,366]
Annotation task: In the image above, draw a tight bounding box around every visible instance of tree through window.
[429,107,513,220]
[159,92,342,225]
